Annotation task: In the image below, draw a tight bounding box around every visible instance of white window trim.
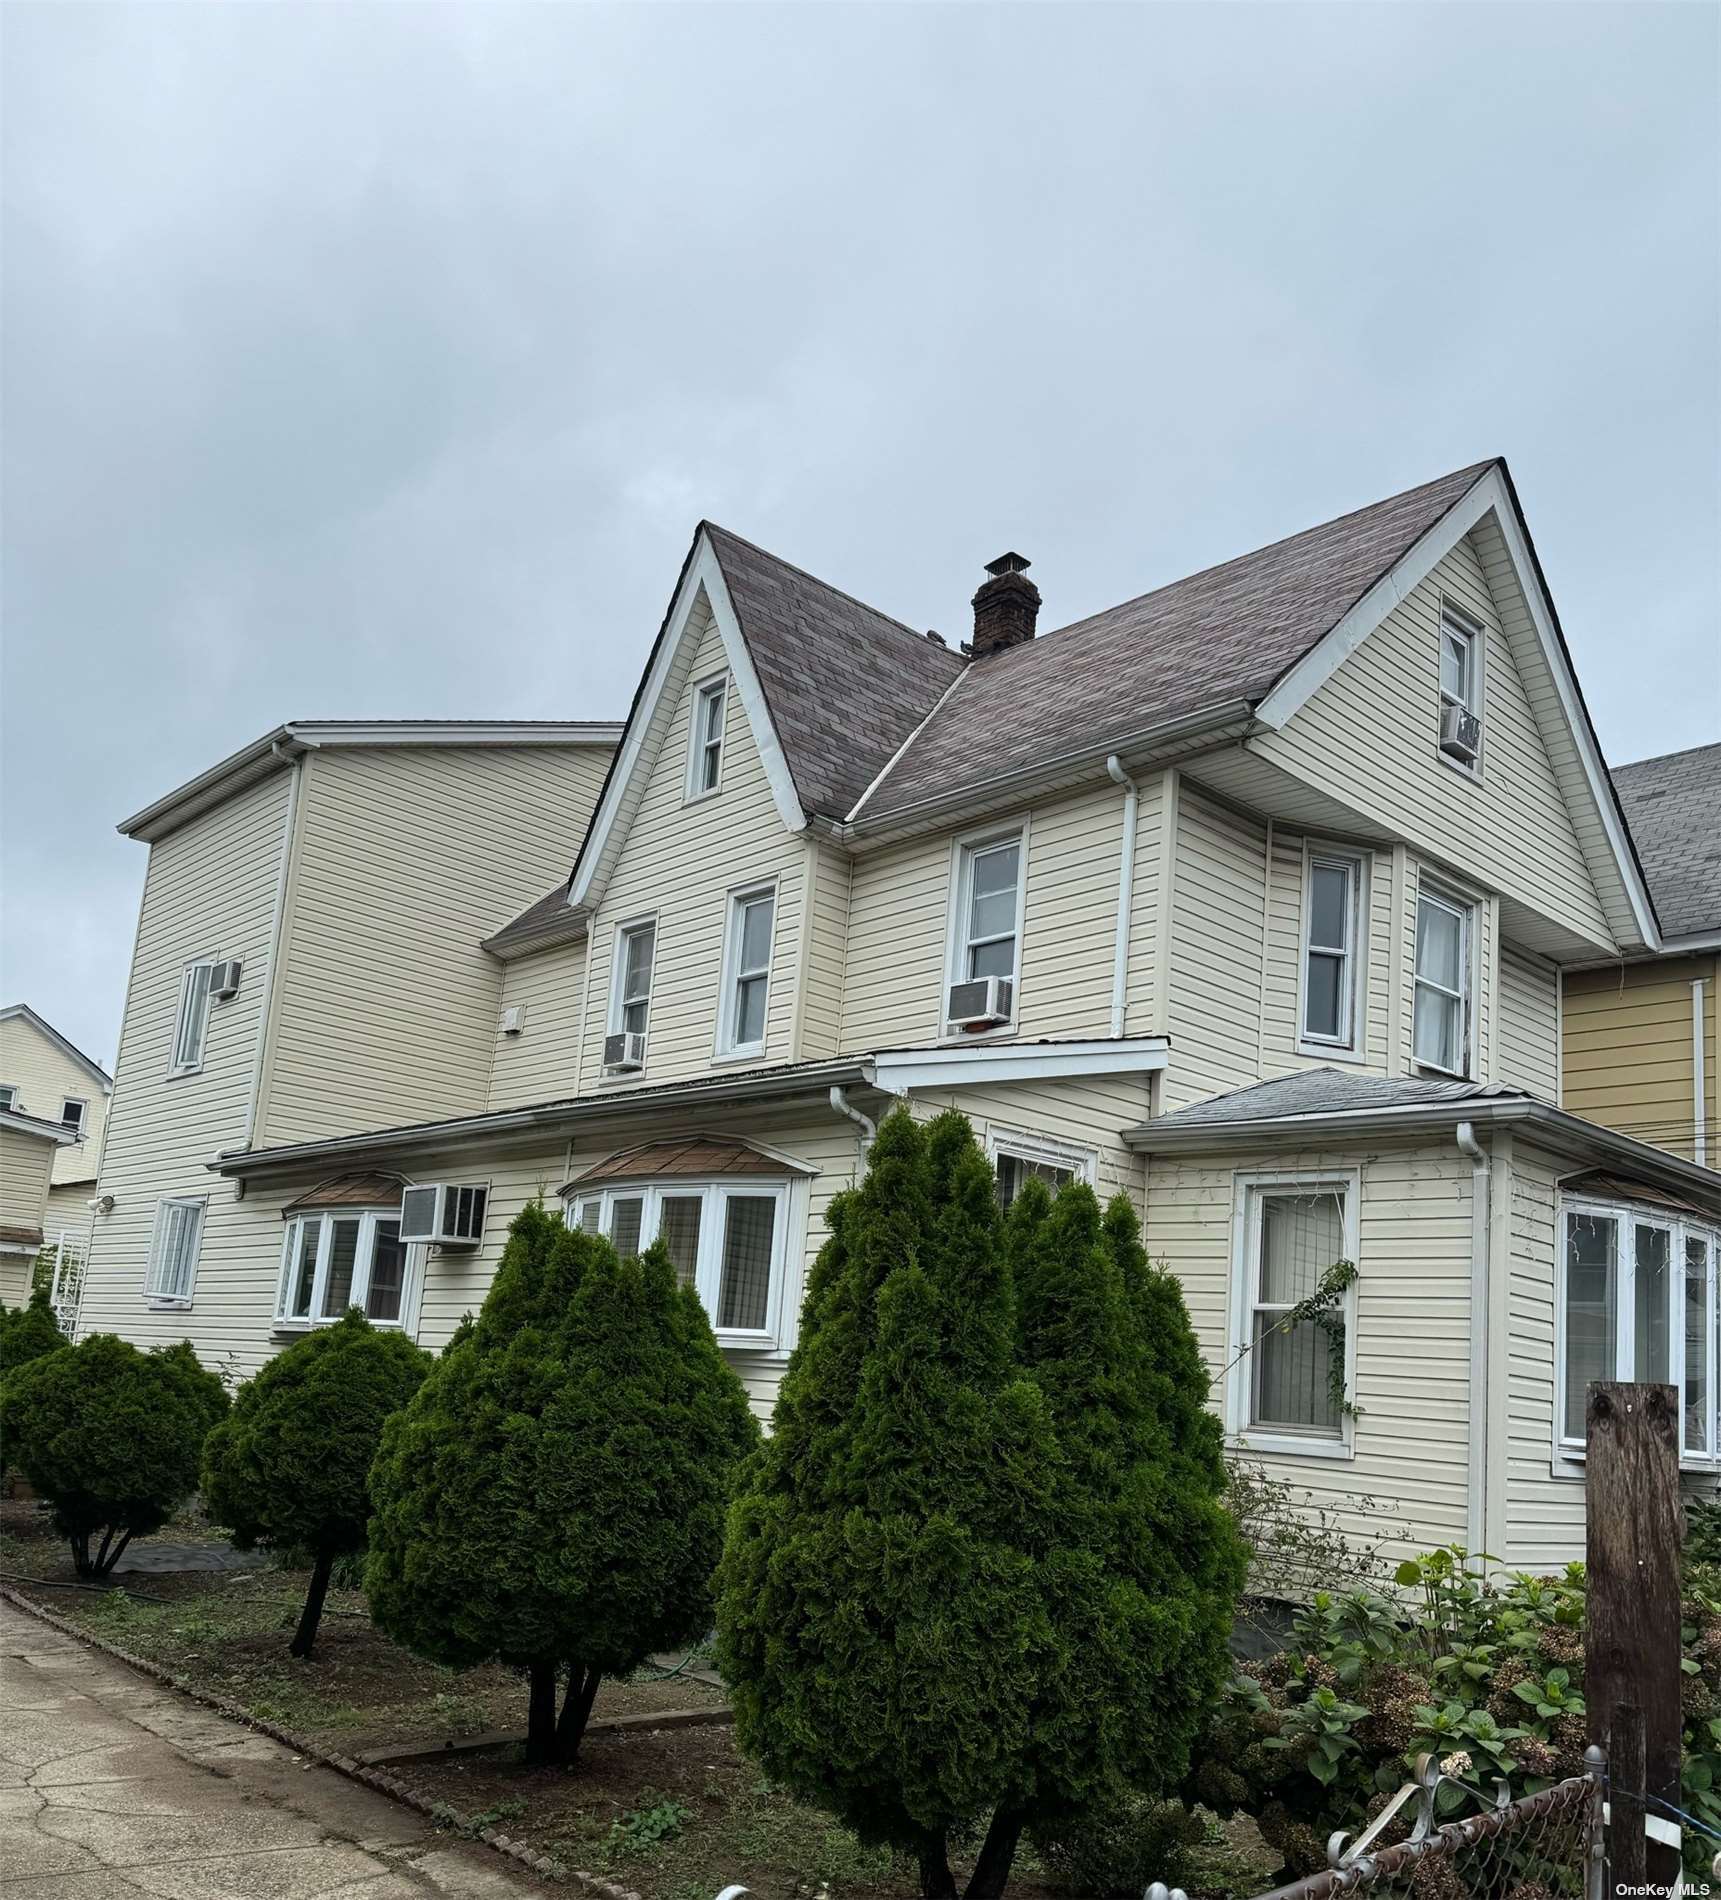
[169,956,219,1077]
[60,1097,88,1138]
[939,816,1030,1042]
[144,1196,207,1308]
[0,1085,19,1112]
[274,1207,421,1333]
[564,1175,801,1351]
[1436,599,1485,782]
[1552,1194,1721,1477]
[605,913,658,1071]
[684,672,729,804]
[715,878,778,1062]
[1226,1169,1360,1462]
[1412,878,1475,1079]
[984,1125,1097,1193]
[1296,844,1369,1061]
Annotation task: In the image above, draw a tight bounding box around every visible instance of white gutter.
[1105,755,1139,1037]
[1455,1120,1490,1553]
[829,1086,876,1157]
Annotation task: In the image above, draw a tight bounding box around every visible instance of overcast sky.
[3,2,1718,1068]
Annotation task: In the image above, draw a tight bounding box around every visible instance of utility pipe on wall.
[1105,755,1139,1039]
[829,1085,876,1161]
[1456,1120,1490,1555]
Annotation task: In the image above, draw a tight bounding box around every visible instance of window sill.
[1413,1059,1472,1083]
[682,787,721,809]
[935,1023,1020,1047]
[1230,1428,1353,1462]
[715,1331,784,1355]
[711,1047,767,1068]
[1552,1443,1717,1479]
[1297,1038,1365,1065]
[1434,749,1484,786]
[144,1297,193,1312]
[165,1067,205,1082]
[596,1069,649,1088]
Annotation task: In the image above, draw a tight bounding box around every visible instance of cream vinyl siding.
[1386,861,1497,1084]
[1164,789,1269,1111]
[797,840,852,1061]
[0,1018,108,1187]
[1562,956,1719,1166]
[259,744,610,1145]
[0,1125,57,1236]
[578,612,805,1091]
[898,1077,1147,1207]
[1252,537,1611,950]
[1497,947,1560,1102]
[44,1180,95,1247]
[488,939,588,1110]
[841,774,1162,1053]
[79,770,292,1351]
[1143,1139,1476,1559]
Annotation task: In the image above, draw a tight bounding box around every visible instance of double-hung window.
[276,1209,412,1328]
[61,1098,87,1138]
[145,1197,206,1304]
[719,885,775,1058]
[1412,886,1471,1076]
[688,676,727,799]
[1559,1200,1721,1463]
[567,1177,792,1346]
[609,920,656,1056]
[1231,1176,1357,1451]
[1438,606,1482,763]
[959,835,1021,984]
[1300,850,1363,1053]
[171,959,218,1075]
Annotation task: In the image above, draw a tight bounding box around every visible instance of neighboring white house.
[76,460,1719,1565]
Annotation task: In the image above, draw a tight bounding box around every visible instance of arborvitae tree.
[202,1312,431,1658]
[0,1288,67,1375]
[716,1109,1061,1900]
[0,1334,228,1577]
[366,1201,759,1764]
[1006,1179,1247,1849]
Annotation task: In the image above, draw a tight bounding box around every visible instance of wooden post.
[1586,1381,1683,1899]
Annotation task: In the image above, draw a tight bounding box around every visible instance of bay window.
[566,1177,792,1346]
[276,1209,412,1328]
[1559,1199,1721,1463]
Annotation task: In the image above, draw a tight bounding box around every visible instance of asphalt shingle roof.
[1612,742,1721,938]
[703,523,964,819]
[1148,1067,1527,1127]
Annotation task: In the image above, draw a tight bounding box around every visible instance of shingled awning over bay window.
[280,1173,409,1217]
[563,1136,812,1192]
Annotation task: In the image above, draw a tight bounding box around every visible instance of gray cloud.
[4,1,1717,1064]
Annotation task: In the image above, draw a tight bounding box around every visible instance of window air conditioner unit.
[1439,703,1481,764]
[603,1031,647,1074]
[209,960,243,1001]
[399,1183,489,1248]
[946,975,1013,1032]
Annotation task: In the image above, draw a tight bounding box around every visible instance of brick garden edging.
[1,1585,642,1900]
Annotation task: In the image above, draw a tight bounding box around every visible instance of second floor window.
[171,958,217,1075]
[957,833,1022,980]
[1301,851,1361,1051]
[719,885,775,1058]
[611,921,656,1042]
[276,1209,410,1328]
[60,1098,87,1138]
[689,676,727,798]
[145,1196,206,1305]
[1412,887,1471,1076]
[0,1085,16,1112]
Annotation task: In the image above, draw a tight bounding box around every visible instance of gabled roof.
[1612,742,1721,941]
[0,1005,113,1091]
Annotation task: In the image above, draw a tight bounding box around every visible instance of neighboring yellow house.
[0,1103,75,1306]
[0,1004,113,1260]
[1562,745,1720,1171]
[76,460,1719,1567]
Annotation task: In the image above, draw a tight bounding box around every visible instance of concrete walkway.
[0,1598,549,1897]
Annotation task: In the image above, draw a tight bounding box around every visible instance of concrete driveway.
[1,1598,548,1897]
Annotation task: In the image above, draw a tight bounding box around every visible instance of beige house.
[77,460,1719,1565]
[0,1004,113,1238]
[0,1104,76,1306]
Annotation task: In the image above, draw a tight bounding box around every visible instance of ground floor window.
[1560,1199,1719,1461]
[1229,1172,1358,1453]
[276,1209,410,1327]
[566,1179,791,1347]
[985,1128,1096,1211]
[145,1197,206,1305]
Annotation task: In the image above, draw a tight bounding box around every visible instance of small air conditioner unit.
[603,1031,647,1074]
[399,1183,489,1248]
[946,974,1013,1032]
[1439,703,1481,765]
[209,960,243,1001]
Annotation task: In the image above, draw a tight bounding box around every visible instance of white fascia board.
[1253,464,1659,952]
[567,534,806,917]
[0,1106,78,1145]
[867,1037,1170,1094]
[290,722,624,747]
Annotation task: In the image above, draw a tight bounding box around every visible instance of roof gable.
[0,1005,113,1091]
[1613,743,1721,941]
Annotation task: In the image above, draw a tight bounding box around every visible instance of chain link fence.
[1149,1754,1605,1900]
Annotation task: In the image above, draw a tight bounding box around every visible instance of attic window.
[1437,606,1483,770]
[687,675,727,800]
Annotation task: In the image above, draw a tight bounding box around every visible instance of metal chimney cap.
[983,551,1031,577]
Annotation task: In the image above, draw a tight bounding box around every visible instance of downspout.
[1456,1120,1489,1554]
[829,1085,876,1165]
[1105,756,1139,1039]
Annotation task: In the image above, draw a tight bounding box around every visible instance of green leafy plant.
[607,1796,693,1855]
[0,1333,228,1577]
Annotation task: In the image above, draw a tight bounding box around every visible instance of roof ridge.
[1614,739,1721,773]
[700,520,956,656]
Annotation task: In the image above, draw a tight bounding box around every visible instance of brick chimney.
[970,552,1040,659]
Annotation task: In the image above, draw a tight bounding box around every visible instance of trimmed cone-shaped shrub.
[366,1201,759,1763]
[716,1109,1062,1900]
[1,1288,67,1375]
[202,1311,431,1658]
[0,1334,228,1577]
[1005,1179,1247,1861]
